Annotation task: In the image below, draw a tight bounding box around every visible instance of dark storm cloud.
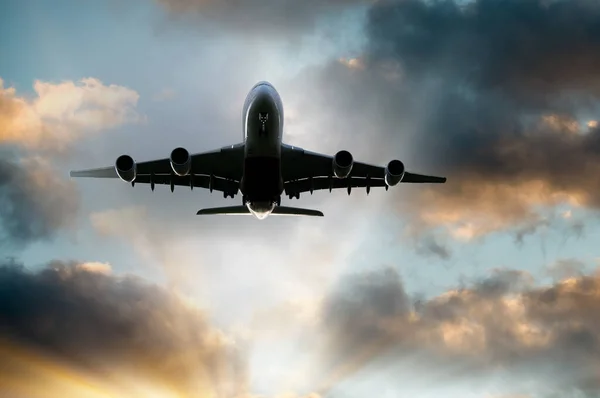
[321,268,411,356]
[314,266,600,396]
[291,0,600,239]
[371,0,600,167]
[0,260,247,397]
[367,0,600,103]
[0,153,79,249]
[156,0,366,35]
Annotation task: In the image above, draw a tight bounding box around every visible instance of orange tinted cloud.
[0,260,248,398]
[314,267,600,395]
[0,77,140,151]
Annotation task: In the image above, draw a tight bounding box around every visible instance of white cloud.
[0,77,141,151]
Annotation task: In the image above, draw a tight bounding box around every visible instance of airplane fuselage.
[240,81,285,219]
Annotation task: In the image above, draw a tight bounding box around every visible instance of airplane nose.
[253,81,274,90]
[251,87,275,109]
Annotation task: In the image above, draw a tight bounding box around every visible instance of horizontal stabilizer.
[196,206,252,215]
[196,206,324,217]
[271,206,324,217]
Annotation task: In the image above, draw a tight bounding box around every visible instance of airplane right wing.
[280,144,446,197]
[70,143,245,197]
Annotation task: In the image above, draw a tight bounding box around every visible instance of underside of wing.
[69,144,244,196]
[281,144,446,195]
[285,176,388,197]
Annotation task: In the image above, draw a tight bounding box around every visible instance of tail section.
[196,206,323,217]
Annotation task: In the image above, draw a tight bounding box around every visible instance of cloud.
[0,75,143,250]
[76,261,112,274]
[0,260,247,398]
[310,265,600,397]
[289,0,600,241]
[0,153,79,249]
[0,77,141,151]
[415,234,452,260]
[155,0,366,36]
[546,258,588,282]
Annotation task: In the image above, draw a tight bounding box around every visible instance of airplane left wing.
[70,143,245,196]
[281,144,446,196]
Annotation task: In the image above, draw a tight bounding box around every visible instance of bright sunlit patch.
[438,318,486,353]
[338,57,365,70]
[417,179,588,242]
[76,262,112,274]
[0,338,196,398]
[449,222,478,242]
[540,114,582,134]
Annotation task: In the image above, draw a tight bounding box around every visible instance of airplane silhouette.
[70,81,446,219]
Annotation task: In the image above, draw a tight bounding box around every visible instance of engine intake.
[115,155,136,183]
[170,147,191,176]
[385,159,405,186]
[333,150,353,178]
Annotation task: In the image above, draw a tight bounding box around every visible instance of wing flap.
[135,174,239,195]
[285,176,387,196]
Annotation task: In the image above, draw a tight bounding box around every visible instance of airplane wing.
[281,144,445,196]
[70,143,245,196]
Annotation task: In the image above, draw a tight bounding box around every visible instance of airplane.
[70,81,447,219]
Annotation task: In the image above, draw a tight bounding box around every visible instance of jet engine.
[385,159,405,186]
[170,147,191,176]
[333,150,353,178]
[115,154,137,183]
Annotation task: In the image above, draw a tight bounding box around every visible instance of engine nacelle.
[385,159,405,187]
[115,155,137,183]
[333,150,353,178]
[170,147,191,176]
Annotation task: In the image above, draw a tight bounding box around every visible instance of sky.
[1,0,600,397]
